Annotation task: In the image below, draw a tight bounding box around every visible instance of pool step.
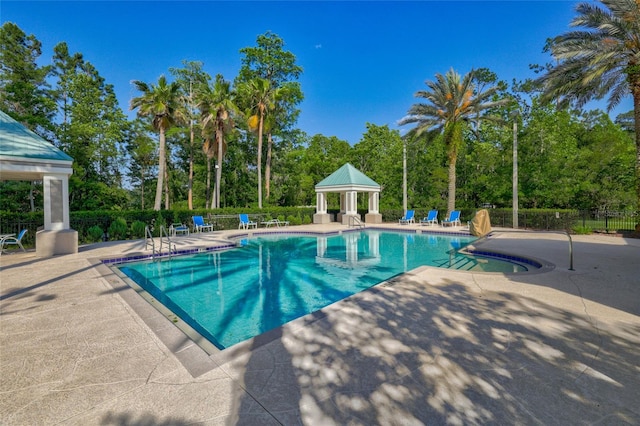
[434,255,479,270]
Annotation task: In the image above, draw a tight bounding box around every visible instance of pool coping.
[93,228,555,377]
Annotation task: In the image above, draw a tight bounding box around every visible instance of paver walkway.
[1,225,639,425]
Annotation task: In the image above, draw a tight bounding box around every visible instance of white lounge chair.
[192,216,214,232]
[1,229,27,254]
[399,210,415,225]
[442,210,462,227]
[239,214,257,229]
[420,210,439,226]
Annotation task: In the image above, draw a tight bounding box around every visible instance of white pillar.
[346,191,357,214]
[368,192,379,214]
[43,173,70,231]
[316,192,327,214]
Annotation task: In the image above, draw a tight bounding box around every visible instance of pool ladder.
[349,216,365,229]
[145,225,177,259]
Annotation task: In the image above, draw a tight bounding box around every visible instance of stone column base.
[365,213,382,224]
[341,214,361,225]
[313,213,331,224]
[36,229,78,257]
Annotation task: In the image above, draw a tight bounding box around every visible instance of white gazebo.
[314,163,382,225]
[0,111,77,257]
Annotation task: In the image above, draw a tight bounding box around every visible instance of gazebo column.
[341,191,360,225]
[365,191,382,224]
[36,173,78,257]
[313,191,331,224]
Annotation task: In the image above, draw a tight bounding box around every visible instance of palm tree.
[199,74,238,209]
[130,75,180,210]
[237,78,274,209]
[537,0,640,224]
[399,68,507,214]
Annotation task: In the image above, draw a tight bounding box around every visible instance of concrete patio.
[1,224,639,425]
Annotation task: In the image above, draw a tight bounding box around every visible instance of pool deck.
[1,223,639,425]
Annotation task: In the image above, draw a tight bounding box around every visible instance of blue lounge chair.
[442,210,462,227]
[238,214,257,229]
[420,210,439,226]
[1,229,27,254]
[399,210,415,225]
[192,216,213,233]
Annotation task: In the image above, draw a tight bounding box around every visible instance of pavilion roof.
[316,163,380,190]
[0,111,72,162]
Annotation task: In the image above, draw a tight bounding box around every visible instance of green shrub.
[302,214,312,224]
[108,217,128,240]
[87,225,104,242]
[572,225,592,235]
[131,220,146,239]
[154,211,166,237]
[287,214,301,226]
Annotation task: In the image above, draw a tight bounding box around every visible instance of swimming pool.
[116,230,530,350]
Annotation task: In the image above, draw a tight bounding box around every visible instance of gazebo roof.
[0,110,73,181]
[315,163,380,191]
[0,111,72,161]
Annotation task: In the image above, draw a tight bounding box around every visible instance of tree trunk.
[206,157,211,209]
[265,132,272,200]
[257,110,264,209]
[188,123,194,210]
[215,129,223,209]
[140,167,145,210]
[445,122,462,215]
[29,182,35,212]
[447,154,457,215]
[164,165,170,210]
[153,127,165,210]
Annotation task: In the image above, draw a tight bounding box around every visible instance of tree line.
[0,7,637,218]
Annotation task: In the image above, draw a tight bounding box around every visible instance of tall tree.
[399,68,507,213]
[537,0,640,225]
[237,78,274,209]
[199,74,238,209]
[236,32,304,201]
[126,119,157,210]
[130,75,180,210]
[170,60,210,210]
[0,22,55,134]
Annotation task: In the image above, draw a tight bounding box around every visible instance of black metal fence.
[1,208,637,250]
[485,209,638,232]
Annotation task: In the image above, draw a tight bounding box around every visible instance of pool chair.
[399,210,415,225]
[442,210,462,227]
[192,215,214,233]
[170,223,189,236]
[0,229,27,254]
[238,214,257,229]
[420,210,439,226]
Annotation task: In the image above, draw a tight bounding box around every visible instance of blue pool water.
[117,230,528,349]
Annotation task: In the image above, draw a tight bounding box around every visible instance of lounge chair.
[442,210,462,227]
[238,214,257,229]
[192,216,214,233]
[1,229,27,254]
[399,210,415,225]
[261,218,289,228]
[420,210,439,226]
[170,223,189,236]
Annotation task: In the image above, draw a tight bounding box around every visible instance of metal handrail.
[485,229,575,271]
[145,225,156,259]
[349,216,364,229]
[159,225,176,258]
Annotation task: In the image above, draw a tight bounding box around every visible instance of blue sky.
[2,1,633,145]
